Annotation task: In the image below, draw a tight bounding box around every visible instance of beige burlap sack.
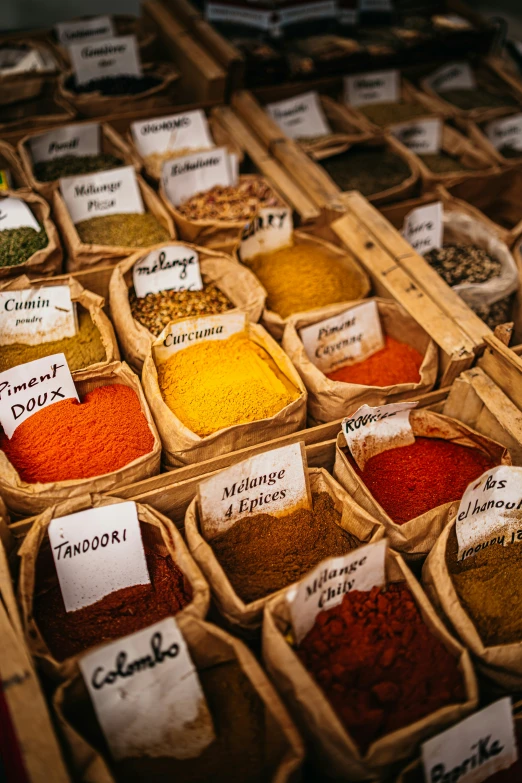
[263,547,478,781]
[142,320,307,468]
[283,298,437,425]
[18,494,210,682]
[0,140,30,190]
[0,189,62,279]
[109,243,266,372]
[334,409,511,559]
[0,85,76,134]
[0,360,161,516]
[185,467,385,634]
[0,39,58,106]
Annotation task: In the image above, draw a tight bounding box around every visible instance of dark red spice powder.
[326,335,423,387]
[297,583,465,753]
[344,437,496,524]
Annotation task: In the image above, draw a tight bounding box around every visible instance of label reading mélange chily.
[197,441,312,540]
[60,165,144,224]
[162,147,237,208]
[80,617,215,760]
[344,69,399,107]
[286,539,387,643]
[485,113,522,153]
[0,286,77,347]
[133,245,203,298]
[266,91,331,140]
[29,122,101,164]
[48,501,150,613]
[153,310,246,364]
[239,207,293,261]
[131,110,214,158]
[402,201,443,256]
[68,34,142,86]
[0,353,78,439]
[421,698,517,783]
[342,400,417,470]
[299,300,384,375]
[391,118,442,155]
[427,62,476,93]
[55,16,115,47]
[0,196,40,232]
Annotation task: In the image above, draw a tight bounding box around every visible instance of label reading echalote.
[299,300,384,375]
[391,118,441,154]
[427,62,476,93]
[131,110,214,158]
[402,202,443,256]
[239,207,293,261]
[0,353,78,439]
[0,197,40,232]
[485,113,522,153]
[422,698,517,783]
[266,91,331,140]
[344,69,399,107]
[69,34,142,86]
[342,401,417,470]
[153,310,246,364]
[80,618,215,760]
[162,147,237,208]
[60,165,144,224]
[0,286,77,347]
[55,16,115,46]
[133,245,203,298]
[29,122,100,165]
[287,539,387,643]
[48,501,150,613]
[197,441,312,540]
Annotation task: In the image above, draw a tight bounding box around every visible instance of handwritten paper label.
[0,197,40,232]
[344,69,399,106]
[428,62,476,93]
[239,207,293,261]
[391,118,441,154]
[299,300,384,374]
[206,2,275,31]
[266,92,331,140]
[279,1,337,25]
[0,353,78,439]
[55,16,115,46]
[485,113,522,153]
[342,401,417,470]
[133,245,203,298]
[48,502,150,613]
[402,202,443,256]
[29,122,100,165]
[0,286,76,347]
[0,48,48,75]
[69,35,142,86]
[80,618,215,760]
[422,698,517,783]
[153,310,246,364]
[287,540,387,643]
[162,147,237,208]
[60,165,144,224]
[131,110,214,158]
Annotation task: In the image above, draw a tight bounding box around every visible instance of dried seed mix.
[176,178,281,222]
[76,212,170,248]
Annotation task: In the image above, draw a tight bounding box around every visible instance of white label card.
[402,202,443,256]
[0,353,78,439]
[48,501,150,613]
[344,69,399,106]
[0,197,40,232]
[197,441,312,540]
[69,35,142,86]
[162,147,237,208]
[342,401,417,470]
[206,3,275,31]
[0,286,77,347]
[131,110,214,158]
[55,16,115,46]
[391,118,442,154]
[279,1,337,24]
[485,113,522,153]
[60,165,144,224]
[153,310,246,364]
[0,48,48,75]
[428,62,476,93]
[239,208,293,261]
[133,245,203,298]
[266,91,331,140]
[422,698,517,783]
[287,539,387,643]
[80,618,215,761]
[29,122,100,164]
[299,300,384,375]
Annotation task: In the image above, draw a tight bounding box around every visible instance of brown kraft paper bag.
[349,78,446,133]
[298,95,373,158]
[0,85,76,135]
[0,39,58,106]
[0,140,30,189]
[0,189,62,279]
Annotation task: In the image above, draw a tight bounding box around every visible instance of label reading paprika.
[0,286,77,346]
[266,92,331,140]
[48,501,150,613]
[421,698,517,783]
[68,35,142,86]
[239,207,293,261]
[286,539,387,643]
[344,69,399,107]
[0,197,40,233]
[79,617,215,761]
[402,202,443,256]
[29,122,101,165]
[391,118,442,155]
[299,300,384,374]
[131,110,214,158]
[162,147,238,208]
[0,353,78,438]
[427,62,476,93]
[485,113,522,153]
[197,441,312,540]
[55,16,115,47]
[153,310,246,364]
[133,245,203,298]
[60,165,144,224]
[342,400,417,470]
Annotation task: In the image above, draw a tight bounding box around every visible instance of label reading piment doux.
[391,118,442,155]
[422,698,517,783]
[485,113,522,153]
[342,401,417,470]
[402,201,443,256]
[69,34,142,86]
[287,539,387,643]
[55,16,115,47]
[344,69,399,107]
[299,300,384,375]
[153,310,246,364]
[266,92,331,140]
[428,62,476,93]
[60,165,144,224]
[48,501,150,613]
[162,147,237,208]
[0,286,77,347]
[197,441,312,540]
[0,353,78,439]
[133,245,203,298]
[0,196,40,232]
[131,110,214,158]
[80,618,215,761]
[239,207,293,261]
[29,122,100,164]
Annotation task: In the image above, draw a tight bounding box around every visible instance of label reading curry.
[60,165,144,224]
[485,113,522,153]
[342,400,417,470]
[391,118,442,155]
[131,110,214,158]
[427,62,476,93]
[344,69,399,107]
[55,16,115,47]
[29,122,101,165]
[239,207,293,261]
[266,92,331,140]
[153,310,246,364]
[80,618,215,761]
[133,245,203,298]
[162,147,237,208]
[0,286,77,347]
[0,196,40,232]
[68,34,142,86]
[402,202,443,256]
[197,441,312,540]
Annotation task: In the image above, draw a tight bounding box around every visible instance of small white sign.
[60,165,144,225]
[342,401,417,470]
[80,618,215,761]
[485,113,522,153]
[206,2,275,31]
[29,122,100,165]
[48,501,150,613]
[266,92,331,140]
[402,202,443,256]
[299,300,384,375]
[391,118,442,154]
[279,1,337,25]
[428,62,476,93]
[0,197,40,233]
[131,110,214,158]
[133,245,203,298]
[153,310,246,364]
[55,16,115,47]
[287,539,387,643]
[344,69,399,107]
[162,147,237,208]
[422,698,517,783]
[0,286,77,347]
[0,353,78,439]
[69,34,142,86]
[239,207,293,261]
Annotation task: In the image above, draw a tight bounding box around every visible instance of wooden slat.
[232,89,287,147]
[271,138,343,210]
[478,334,522,411]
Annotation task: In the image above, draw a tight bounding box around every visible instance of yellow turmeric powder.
[157,331,300,436]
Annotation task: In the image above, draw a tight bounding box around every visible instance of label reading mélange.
[153,310,246,364]
[299,300,384,375]
[402,201,443,256]
[162,147,237,208]
[266,91,331,140]
[342,401,417,470]
[427,62,476,93]
[0,196,40,232]
[286,539,387,643]
[0,353,78,439]
[0,286,77,346]
[197,441,312,540]
[239,207,293,261]
[344,69,399,107]
[133,245,203,298]
[29,122,100,164]
[69,34,142,86]
[60,165,144,224]
[485,113,522,153]
[55,16,115,46]
[131,110,214,158]
[421,698,517,783]
[80,618,215,760]
[391,118,442,154]
[48,501,150,613]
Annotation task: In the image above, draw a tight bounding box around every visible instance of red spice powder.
[344,437,495,524]
[1,384,154,484]
[326,335,423,387]
[297,583,465,753]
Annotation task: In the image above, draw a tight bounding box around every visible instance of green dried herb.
[0,225,48,268]
[419,152,472,173]
[359,100,428,127]
[437,87,517,111]
[34,153,122,183]
[321,146,411,195]
[76,213,170,248]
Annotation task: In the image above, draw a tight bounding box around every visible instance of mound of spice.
[297,583,465,752]
[321,147,411,195]
[176,178,281,222]
[343,438,496,524]
[210,492,356,603]
[419,152,472,173]
[157,331,299,436]
[34,153,122,182]
[359,100,428,127]
[436,87,517,111]
[76,213,169,248]
[34,548,192,661]
[326,335,423,387]
[65,74,162,96]
[1,384,155,483]
[144,147,211,179]
[0,225,48,268]
[424,244,501,287]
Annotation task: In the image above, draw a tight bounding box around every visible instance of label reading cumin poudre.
[60,165,144,224]
[153,310,246,363]
[0,286,77,346]
[68,34,142,86]
[133,245,203,298]
[266,92,331,140]
[342,400,417,470]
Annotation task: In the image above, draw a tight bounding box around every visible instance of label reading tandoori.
[0,196,40,232]
[342,400,417,470]
[162,147,238,208]
[344,69,399,107]
[131,110,214,158]
[485,113,522,153]
[427,62,476,93]
[133,245,203,298]
[402,202,443,256]
[29,122,101,164]
[0,286,77,346]
[239,207,293,261]
[55,16,115,47]
[391,118,442,155]
[153,310,246,364]
[69,35,142,86]
[60,165,144,224]
[266,92,331,140]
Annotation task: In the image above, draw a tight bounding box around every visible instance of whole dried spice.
[144,148,211,179]
[210,492,356,603]
[321,147,411,195]
[473,295,514,330]
[297,583,465,753]
[66,74,162,96]
[76,212,170,248]
[436,87,517,111]
[359,100,428,127]
[176,178,281,222]
[33,153,122,182]
[424,243,501,286]
[0,225,48,268]
[419,152,472,173]
[326,335,423,387]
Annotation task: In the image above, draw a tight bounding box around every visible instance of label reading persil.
[342,401,417,470]
[153,310,246,364]
[162,147,237,208]
[133,245,203,298]
[428,62,476,93]
[266,92,331,140]
[239,208,293,261]
[0,286,77,347]
[344,69,399,107]
[60,165,144,224]
[0,196,40,232]
[485,113,522,153]
[391,118,441,155]
[68,34,142,86]
[29,122,100,164]
[55,16,115,46]
[402,202,443,256]
[130,110,214,158]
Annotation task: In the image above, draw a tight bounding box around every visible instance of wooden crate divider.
[479,334,522,413]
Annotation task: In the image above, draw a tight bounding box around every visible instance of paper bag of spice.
[263,546,477,781]
[0,39,58,106]
[0,85,76,135]
[348,77,442,133]
[0,141,30,190]
[0,189,62,279]
[0,497,16,617]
